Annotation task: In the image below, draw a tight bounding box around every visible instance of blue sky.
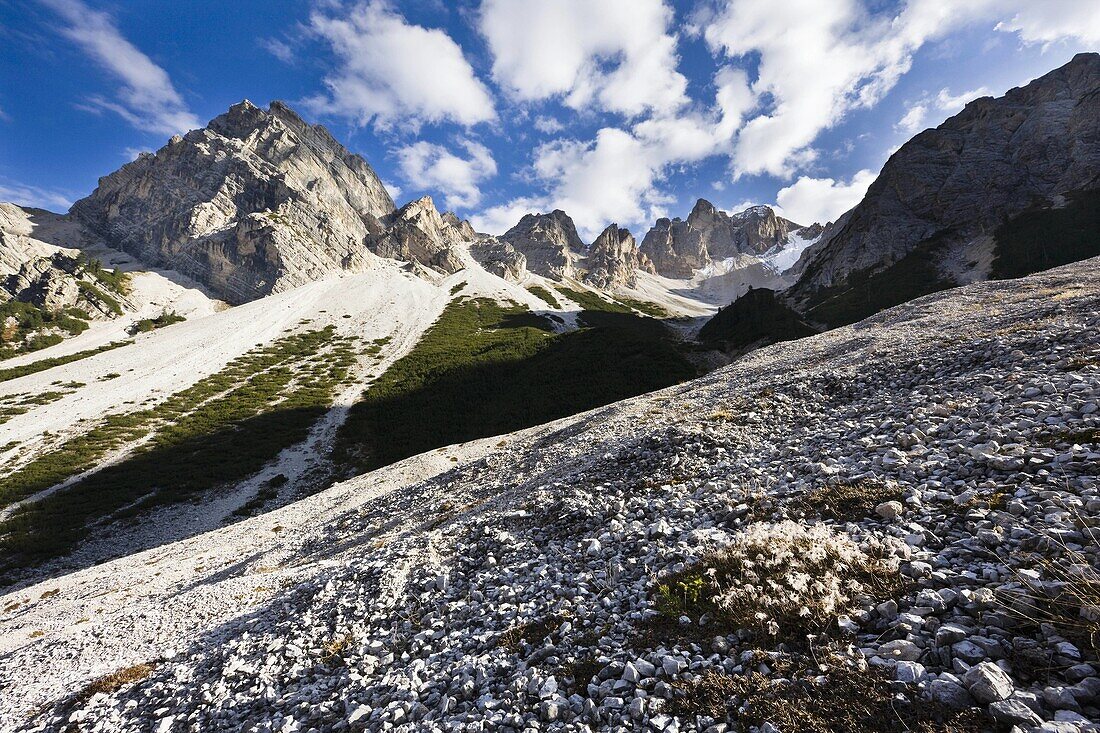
[0,0,1096,239]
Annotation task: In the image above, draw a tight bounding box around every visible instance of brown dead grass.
[80,663,155,699]
[668,659,991,732]
[791,477,903,521]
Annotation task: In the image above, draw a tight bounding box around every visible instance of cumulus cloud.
[775,169,877,226]
[703,0,969,178]
[896,85,992,133]
[479,0,687,117]
[995,1,1100,46]
[307,1,495,128]
[468,195,548,237]
[469,0,1097,241]
[40,0,200,136]
[0,180,75,211]
[396,140,497,210]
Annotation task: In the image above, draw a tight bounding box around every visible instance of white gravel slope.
[2,259,1099,732]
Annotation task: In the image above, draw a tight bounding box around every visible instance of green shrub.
[77,282,123,315]
[526,285,562,309]
[554,286,633,313]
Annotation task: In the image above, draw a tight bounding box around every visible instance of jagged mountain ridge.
[640,199,807,278]
[3,99,814,319]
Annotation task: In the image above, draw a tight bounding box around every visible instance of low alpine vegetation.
[655,521,901,640]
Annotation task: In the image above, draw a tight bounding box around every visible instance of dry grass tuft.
[655,522,901,642]
[319,633,355,667]
[668,657,989,732]
[497,615,566,653]
[996,521,1100,663]
[80,663,155,700]
[791,478,903,521]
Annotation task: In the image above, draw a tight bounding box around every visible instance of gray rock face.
[584,225,649,289]
[70,100,396,304]
[789,52,1100,303]
[0,204,120,319]
[368,197,467,276]
[501,211,585,281]
[639,200,803,278]
[468,239,526,282]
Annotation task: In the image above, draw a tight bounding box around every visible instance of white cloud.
[122,146,152,160]
[308,1,496,128]
[381,179,403,201]
[40,0,200,136]
[775,169,877,225]
[479,0,688,117]
[700,0,1014,178]
[471,0,1097,240]
[0,181,74,211]
[260,37,296,64]
[468,195,547,236]
[995,1,1100,46]
[896,104,928,134]
[533,115,564,134]
[896,85,992,134]
[396,139,497,210]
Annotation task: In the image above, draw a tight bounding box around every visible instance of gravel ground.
[2,258,1099,732]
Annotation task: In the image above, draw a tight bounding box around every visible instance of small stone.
[963,662,1014,703]
[895,661,926,683]
[540,701,560,722]
[875,501,903,520]
[988,699,1042,727]
[935,623,968,647]
[878,639,922,662]
[930,679,973,709]
[952,639,986,665]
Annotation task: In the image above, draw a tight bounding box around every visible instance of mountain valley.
[0,45,1097,733]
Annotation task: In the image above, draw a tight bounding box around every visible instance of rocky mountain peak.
[69,101,396,303]
[585,224,645,289]
[501,210,585,280]
[640,201,802,277]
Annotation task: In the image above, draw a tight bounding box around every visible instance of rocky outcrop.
[70,100,396,304]
[0,204,123,319]
[789,52,1100,305]
[368,197,467,275]
[584,225,646,288]
[468,239,526,282]
[501,211,585,281]
[639,199,803,278]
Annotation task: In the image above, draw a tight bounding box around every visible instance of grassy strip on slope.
[0,328,356,574]
[526,285,562,309]
[334,298,696,473]
[613,296,671,319]
[0,340,132,383]
[554,285,634,314]
[129,311,186,334]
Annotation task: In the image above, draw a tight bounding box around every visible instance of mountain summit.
[70,100,396,303]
